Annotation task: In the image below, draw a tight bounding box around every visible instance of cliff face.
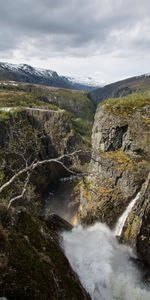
[0,207,91,300]
[123,173,150,266]
[79,94,150,265]
[0,107,85,212]
[0,88,94,299]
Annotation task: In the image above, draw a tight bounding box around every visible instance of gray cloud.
[0,0,150,80]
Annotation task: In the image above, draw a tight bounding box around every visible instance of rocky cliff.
[79,93,150,266]
[0,87,94,299]
[0,206,91,300]
[0,106,86,212]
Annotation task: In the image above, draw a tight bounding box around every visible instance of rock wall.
[123,172,150,265]
[79,96,150,265]
[0,108,84,210]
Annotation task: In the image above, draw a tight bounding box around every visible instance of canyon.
[0,81,150,299]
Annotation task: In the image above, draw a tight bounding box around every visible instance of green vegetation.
[0,83,94,150]
[102,92,150,115]
[0,91,58,110]
[47,88,96,121]
[100,149,132,169]
[99,149,149,174]
[0,83,96,120]
[0,110,12,119]
[72,117,92,145]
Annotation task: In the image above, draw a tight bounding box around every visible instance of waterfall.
[62,223,150,300]
[114,191,141,236]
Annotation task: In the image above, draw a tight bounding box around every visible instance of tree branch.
[0,150,82,195]
[7,171,31,209]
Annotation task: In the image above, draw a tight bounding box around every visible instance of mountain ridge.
[0,62,99,91]
[90,72,150,102]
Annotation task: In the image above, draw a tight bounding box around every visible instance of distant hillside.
[90,73,150,102]
[0,62,97,91]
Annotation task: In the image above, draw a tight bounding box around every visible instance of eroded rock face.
[79,98,150,265]
[0,108,84,211]
[0,207,91,300]
[123,173,150,266]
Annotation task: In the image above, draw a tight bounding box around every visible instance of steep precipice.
[79,93,150,266]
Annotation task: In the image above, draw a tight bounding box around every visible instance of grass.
[0,83,94,152]
[72,117,92,144]
[100,149,131,164]
[99,149,136,172]
[102,92,150,115]
[0,91,59,110]
[0,83,96,120]
[48,88,96,121]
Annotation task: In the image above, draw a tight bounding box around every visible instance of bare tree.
[0,150,83,208]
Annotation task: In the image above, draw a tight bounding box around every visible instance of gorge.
[0,82,150,299]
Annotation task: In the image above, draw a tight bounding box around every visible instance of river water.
[62,223,150,300]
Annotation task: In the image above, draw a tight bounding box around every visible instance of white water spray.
[62,223,149,300]
[114,192,141,236]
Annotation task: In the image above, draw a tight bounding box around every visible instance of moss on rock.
[0,207,90,300]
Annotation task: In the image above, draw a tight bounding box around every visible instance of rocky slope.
[90,73,150,102]
[0,206,91,300]
[79,93,150,266]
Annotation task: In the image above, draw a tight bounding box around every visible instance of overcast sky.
[1,0,150,83]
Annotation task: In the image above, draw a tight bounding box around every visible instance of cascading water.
[114,191,141,236]
[62,223,150,300]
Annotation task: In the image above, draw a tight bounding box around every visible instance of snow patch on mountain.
[66,75,106,87]
[0,61,105,90]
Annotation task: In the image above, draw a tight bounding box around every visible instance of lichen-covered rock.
[79,94,150,236]
[0,206,91,300]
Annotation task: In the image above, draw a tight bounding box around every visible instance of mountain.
[0,62,97,90]
[65,75,105,89]
[91,73,150,102]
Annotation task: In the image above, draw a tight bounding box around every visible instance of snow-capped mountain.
[65,75,106,87]
[0,62,100,90]
[0,62,71,88]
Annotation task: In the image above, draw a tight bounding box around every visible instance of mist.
[62,223,149,300]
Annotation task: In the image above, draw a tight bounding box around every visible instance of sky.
[1,0,150,83]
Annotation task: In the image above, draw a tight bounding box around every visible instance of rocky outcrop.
[79,94,150,265]
[0,206,91,300]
